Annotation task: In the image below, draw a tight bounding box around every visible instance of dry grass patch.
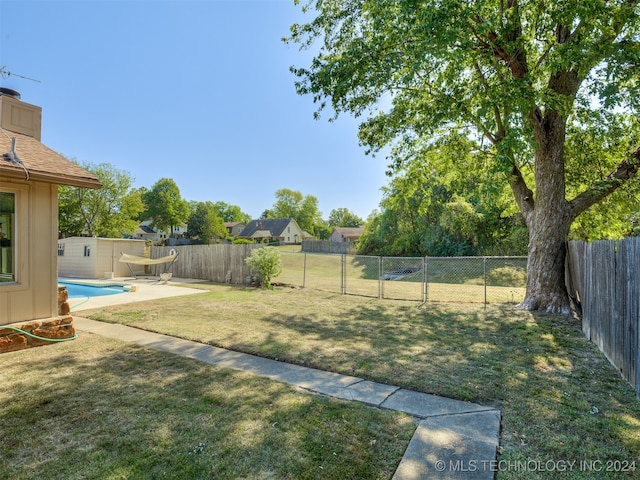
[0,333,414,479]
[84,284,640,479]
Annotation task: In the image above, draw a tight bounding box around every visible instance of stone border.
[0,286,75,354]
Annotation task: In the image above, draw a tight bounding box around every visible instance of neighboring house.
[329,226,366,243]
[133,220,187,243]
[0,88,101,352]
[58,237,146,279]
[239,218,304,244]
[224,222,246,237]
[133,223,157,242]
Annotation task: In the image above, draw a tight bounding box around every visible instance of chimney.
[0,88,42,140]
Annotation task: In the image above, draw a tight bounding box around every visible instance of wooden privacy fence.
[302,240,356,254]
[566,238,640,397]
[151,244,262,285]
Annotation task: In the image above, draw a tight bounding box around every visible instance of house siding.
[0,179,57,325]
[329,231,343,242]
[329,227,365,243]
[225,222,246,237]
[283,220,303,244]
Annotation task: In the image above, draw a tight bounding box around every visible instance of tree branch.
[553,1,640,94]
[569,145,640,219]
[472,0,529,79]
[473,62,506,143]
[508,161,535,226]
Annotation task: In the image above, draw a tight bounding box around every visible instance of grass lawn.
[0,333,414,480]
[80,284,640,479]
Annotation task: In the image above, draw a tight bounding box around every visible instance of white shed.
[57,237,147,278]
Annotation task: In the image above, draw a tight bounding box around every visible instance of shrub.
[245,247,282,289]
[232,238,253,244]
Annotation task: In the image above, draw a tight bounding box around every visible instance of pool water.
[59,282,126,299]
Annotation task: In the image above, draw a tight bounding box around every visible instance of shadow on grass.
[253,302,640,475]
[79,286,640,478]
[0,336,414,480]
[255,302,525,402]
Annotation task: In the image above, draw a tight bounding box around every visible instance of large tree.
[212,201,252,224]
[269,188,323,235]
[59,162,143,238]
[141,178,190,236]
[187,201,228,244]
[327,208,364,227]
[288,0,640,313]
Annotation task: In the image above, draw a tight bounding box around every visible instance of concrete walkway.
[74,316,501,479]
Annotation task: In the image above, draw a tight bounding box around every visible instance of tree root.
[521,293,570,315]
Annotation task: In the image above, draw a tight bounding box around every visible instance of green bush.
[245,247,282,289]
[232,238,254,244]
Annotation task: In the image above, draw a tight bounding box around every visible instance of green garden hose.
[69,297,90,311]
[0,325,78,342]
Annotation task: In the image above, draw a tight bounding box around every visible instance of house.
[58,237,147,279]
[224,221,246,237]
[239,218,304,244]
[0,87,101,353]
[133,222,158,242]
[133,220,187,244]
[329,226,366,243]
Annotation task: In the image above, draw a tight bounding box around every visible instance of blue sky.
[0,0,389,220]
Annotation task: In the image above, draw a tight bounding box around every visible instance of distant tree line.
[358,135,530,257]
[58,161,364,244]
[60,153,639,252]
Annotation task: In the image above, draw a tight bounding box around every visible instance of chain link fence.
[379,256,425,301]
[344,255,380,298]
[276,252,527,304]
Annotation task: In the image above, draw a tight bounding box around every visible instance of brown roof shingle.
[0,129,101,188]
[333,227,365,237]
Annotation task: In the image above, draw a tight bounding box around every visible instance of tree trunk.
[522,208,572,314]
[519,110,574,314]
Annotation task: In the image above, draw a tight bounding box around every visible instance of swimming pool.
[59,281,126,299]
